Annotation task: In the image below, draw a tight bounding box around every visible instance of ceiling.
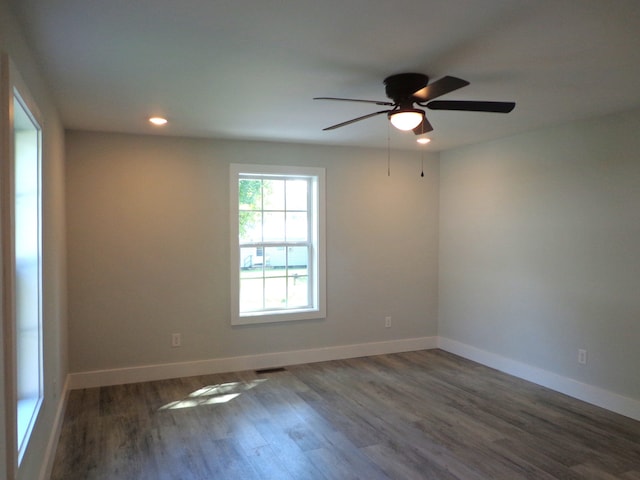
[9,0,640,151]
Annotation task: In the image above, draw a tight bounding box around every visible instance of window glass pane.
[264,267,281,279]
[239,211,262,243]
[263,212,285,242]
[286,179,307,211]
[286,212,308,241]
[263,246,285,275]
[263,179,285,210]
[238,179,262,210]
[13,92,43,463]
[288,276,309,308]
[240,278,263,312]
[240,247,264,270]
[287,246,308,271]
[264,277,286,309]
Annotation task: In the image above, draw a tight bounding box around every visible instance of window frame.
[1,54,45,476]
[230,164,326,325]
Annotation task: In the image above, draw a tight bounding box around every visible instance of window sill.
[232,308,325,326]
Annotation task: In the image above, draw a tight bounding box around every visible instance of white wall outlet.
[385,316,392,328]
[171,333,182,347]
[578,349,587,365]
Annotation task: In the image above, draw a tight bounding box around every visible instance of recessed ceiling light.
[417,137,431,144]
[149,117,168,126]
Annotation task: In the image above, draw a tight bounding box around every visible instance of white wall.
[439,109,640,403]
[1,0,67,479]
[65,131,440,374]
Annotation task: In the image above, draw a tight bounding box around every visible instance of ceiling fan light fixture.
[388,109,424,131]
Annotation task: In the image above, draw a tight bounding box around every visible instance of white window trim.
[1,54,45,475]
[230,164,326,325]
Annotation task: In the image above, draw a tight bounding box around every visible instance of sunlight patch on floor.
[159,379,267,411]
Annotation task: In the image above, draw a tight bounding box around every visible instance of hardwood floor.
[51,350,640,479]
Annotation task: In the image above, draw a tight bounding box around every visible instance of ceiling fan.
[314,73,515,135]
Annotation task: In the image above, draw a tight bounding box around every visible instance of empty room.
[1,0,640,479]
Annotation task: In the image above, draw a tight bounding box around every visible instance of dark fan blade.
[314,97,394,106]
[322,110,392,130]
[412,116,434,135]
[427,100,515,113]
[413,76,470,102]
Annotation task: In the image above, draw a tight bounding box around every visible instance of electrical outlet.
[578,349,587,365]
[171,333,182,348]
[385,316,392,328]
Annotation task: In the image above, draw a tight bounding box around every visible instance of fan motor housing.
[384,73,429,102]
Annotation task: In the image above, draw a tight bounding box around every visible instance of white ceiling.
[9,0,640,151]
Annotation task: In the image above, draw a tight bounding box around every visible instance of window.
[2,54,44,476]
[230,164,325,325]
[13,89,43,465]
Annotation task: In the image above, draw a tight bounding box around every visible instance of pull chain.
[387,122,391,176]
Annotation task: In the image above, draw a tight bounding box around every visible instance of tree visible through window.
[230,164,325,325]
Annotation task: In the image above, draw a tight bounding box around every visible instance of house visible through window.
[230,164,325,325]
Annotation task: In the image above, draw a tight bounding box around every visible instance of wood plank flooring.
[50,350,640,479]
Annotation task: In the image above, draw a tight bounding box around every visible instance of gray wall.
[439,109,640,401]
[65,131,440,373]
[1,0,67,478]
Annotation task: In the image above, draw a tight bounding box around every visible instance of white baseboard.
[68,336,438,390]
[438,337,640,422]
[65,335,640,422]
[38,375,70,480]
